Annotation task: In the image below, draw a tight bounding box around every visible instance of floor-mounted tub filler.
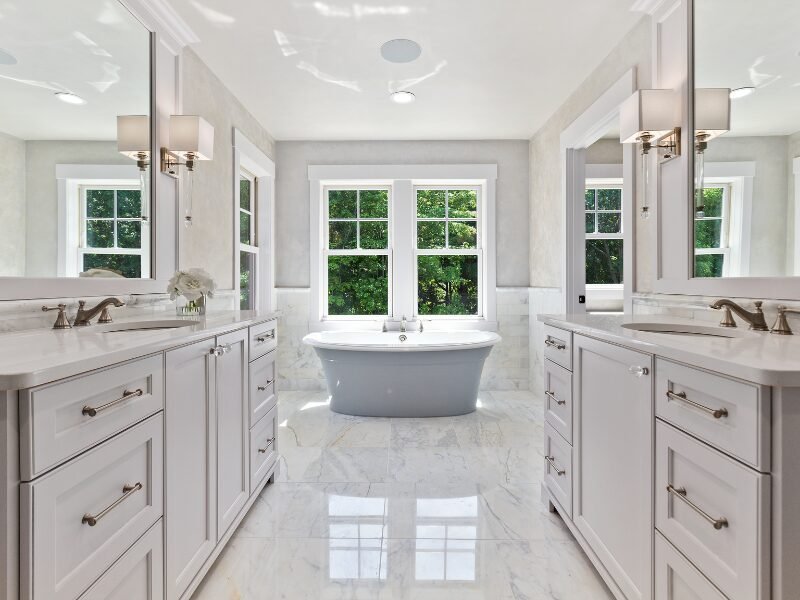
[303,330,501,417]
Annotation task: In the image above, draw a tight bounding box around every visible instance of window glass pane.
[329,190,357,218]
[417,190,446,218]
[86,220,114,248]
[82,253,141,278]
[418,255,479,316]
[695,253,724,278]
[117,221,141,249]
[328,255,388,315]
[359,190,388,218]
[585,189,595,210]
[117,190,142,218]
[360,221,388,249]
[240,211,252,245]
[329,221,358,249]
[695,219,722,249]
[448,221,477,248]
[448,189,477,219]
[586,239,623,284]
[240,178,252,211]
[417,221,446,249]
[597,212,621,234]
[585,213,595,234]
[701,187,724,218]
[597,188,621,210]
[86,189,114,218]
[240,250,255,309]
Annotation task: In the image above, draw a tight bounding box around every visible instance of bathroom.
[0,0,797,598]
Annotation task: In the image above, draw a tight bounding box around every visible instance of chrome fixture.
[545,455,565,476]
[257,437,275,454]
[418,320,424,333]
[161,115,215,178]
[399,334,407,342]
[83,389,143,417]
[666,484,728,530]
[82,482,143,526]
[400,315,407,333]
[545,390,565,405]
[544,338,566,350]
[770,305,800,335]
[41,304,71,329]
[709,299,768,331]
[117,115,151,223]
[210,344,232,357]
[74,297,125,326]
[382,321,388,332]
[666,390,728,419]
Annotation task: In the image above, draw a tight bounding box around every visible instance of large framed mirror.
[0,0,154,286]
[692,0,800,281]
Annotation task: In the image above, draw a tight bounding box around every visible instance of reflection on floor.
[192,390,613,599]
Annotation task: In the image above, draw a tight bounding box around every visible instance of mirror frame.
[0,0,185,301]
[651,0,800,300]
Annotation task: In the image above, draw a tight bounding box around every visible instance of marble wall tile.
[528,287,563,393]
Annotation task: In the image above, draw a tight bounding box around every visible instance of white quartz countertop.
[540,313,800,386]
[0,310,279,390]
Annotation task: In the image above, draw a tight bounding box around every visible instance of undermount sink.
[90,319,200,333]
[621,322,758,338]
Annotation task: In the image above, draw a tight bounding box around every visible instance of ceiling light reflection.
[189,0,236,25]
[311,1,419,19]
[390,60,447,93]
[297,61,361,92]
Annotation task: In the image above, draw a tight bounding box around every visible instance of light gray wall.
[786,131,800,274]
[274,140,530,288]
[24,140,127,278]
[0,132,26,276]
[587,138,623,165]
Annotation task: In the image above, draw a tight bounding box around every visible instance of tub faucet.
[400,315,407,333]
[709,299,769,331]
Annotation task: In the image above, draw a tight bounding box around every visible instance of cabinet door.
[573,334,653,600]
[165,338,217,600]
[216,328,250,537]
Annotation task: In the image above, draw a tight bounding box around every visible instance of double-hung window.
[584,184,623,286]
[239,169,258,309]
[694,184,731,278]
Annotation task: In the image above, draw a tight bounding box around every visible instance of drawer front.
[543,324,572,371]
[655,532,728,600]
[21,354,164,480]
[22,414,164,600]
[79,520,164,600]
[249,320,278,361]
[655,358,770,471]
[544,359,572,444]
[249,350,277,427]
[655,420,769,600]
[250,405,278,490]
[543,421,572,518]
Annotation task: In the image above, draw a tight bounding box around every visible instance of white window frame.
[694,180,732,277]
[238,168,258,309]
[309,164,497,331]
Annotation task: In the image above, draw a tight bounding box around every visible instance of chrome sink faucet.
[400,315,407,333]
[74,297,126,326]
[709,299,769,331]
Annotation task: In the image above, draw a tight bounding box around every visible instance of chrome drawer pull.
[545,338,566,351]
[257,379,275,392]
[545,455,565,476]
[258,437,275,454]
[82,389,143,417]
[666,390,728,419]
[256,331,276,343]
[82,482,143,526]
[667,484,728,530]
[545,390,566,405]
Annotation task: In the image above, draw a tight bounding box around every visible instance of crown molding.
[121,0,199,54]
[630,0,672,14]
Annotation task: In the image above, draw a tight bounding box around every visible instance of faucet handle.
[42,304,72,329]
[712,305,737,328]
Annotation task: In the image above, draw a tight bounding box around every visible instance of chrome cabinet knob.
[628,365,650,377]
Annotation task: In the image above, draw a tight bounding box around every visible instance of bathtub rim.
[302,330,502,352]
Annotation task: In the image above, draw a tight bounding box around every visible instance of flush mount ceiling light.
[54,91,86,105]
[730,86,755,99]
[381,39,422,63]
[390,90,416,104]
[0,48,17,65]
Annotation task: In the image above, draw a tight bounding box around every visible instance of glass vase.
[176,292,207,316]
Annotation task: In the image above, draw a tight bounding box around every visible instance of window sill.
[309,319,499,332]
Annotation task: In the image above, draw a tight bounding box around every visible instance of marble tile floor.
[193,390,613,599]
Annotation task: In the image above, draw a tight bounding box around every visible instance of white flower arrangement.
[168,268,217,302]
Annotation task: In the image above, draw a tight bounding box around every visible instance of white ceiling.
[172,0,643,140]
[0,0,150,141]
[696,0,800,137]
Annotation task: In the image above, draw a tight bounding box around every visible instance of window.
[324,188,391,317]
[415,187,480,316]
[584,185,623,285]
[694,185,731,278]
[239,170,258,309]
[79,185,146,278]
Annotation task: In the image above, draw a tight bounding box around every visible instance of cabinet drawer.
[249,350,277,427]
[79,520,164,600]
[655,532,728,600]
[20,354,164,480]
[656,358,770,471]
[543,421,572,518]
[249,320,277,361]
[250,405,278,490]
[544,359,572,444]
[21,414,163,600]
[655,421,769,600]
[543,324,572,371]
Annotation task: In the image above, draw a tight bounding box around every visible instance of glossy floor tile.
[192,390,613,599]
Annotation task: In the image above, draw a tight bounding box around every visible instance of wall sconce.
[620,89,681,219]
[694,88,731,217]
[117,115,151,223]
[160,115,215,178]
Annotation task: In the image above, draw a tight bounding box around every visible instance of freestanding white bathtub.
[303,330,501,417]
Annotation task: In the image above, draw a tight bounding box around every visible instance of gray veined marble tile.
[389,418,460,448]
[278,446,389,483]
